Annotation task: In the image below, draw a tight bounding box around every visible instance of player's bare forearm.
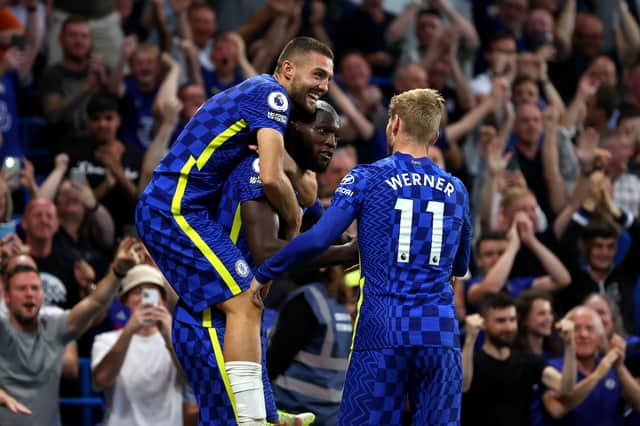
[262,176,301,239]
[257,128,302,238]
[302,240,358,270]
[289,169,317,208]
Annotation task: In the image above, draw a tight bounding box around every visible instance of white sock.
[225,361,266,424]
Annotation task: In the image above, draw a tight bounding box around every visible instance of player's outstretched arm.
[242,199,358,267]
[253,206,354,285]
[257,128,302,240]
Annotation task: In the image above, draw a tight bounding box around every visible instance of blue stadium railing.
[59,357,104,426]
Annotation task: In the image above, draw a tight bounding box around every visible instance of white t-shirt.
[91,330,183,426]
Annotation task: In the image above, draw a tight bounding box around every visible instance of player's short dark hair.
[479,292,514,315]
[87,93,120,117]
[276,37,334,70]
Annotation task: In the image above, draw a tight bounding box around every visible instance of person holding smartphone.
[91,263,186,426]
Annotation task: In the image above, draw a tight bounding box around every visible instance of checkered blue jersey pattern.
[141,74,290,211]
[332,152,472,350]
[213,154,266,264]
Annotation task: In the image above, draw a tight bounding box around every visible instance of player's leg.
[409,346,461,426]
[172,320,238,425]
[137,204,265,424]
[261,323,279,424]
[337,348,409,426]
[216,287,266,424]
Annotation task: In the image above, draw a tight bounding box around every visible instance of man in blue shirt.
[543,305,640,426]
[250,88,473,424]
[136,37,334,425]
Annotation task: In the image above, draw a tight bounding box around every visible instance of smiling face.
[188,6,217,48]
[55,180,86,222]
[130,48,161,89]
[339,53,371,92]
[584,295,614,339]
[585,237,616,275]
[87,110,121,144]
[570,308,603,360]
[524,298,554,337]
[286,51,334,114]
[23,199,59,243]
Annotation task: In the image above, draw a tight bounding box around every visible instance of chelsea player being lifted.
[136,37,333,425]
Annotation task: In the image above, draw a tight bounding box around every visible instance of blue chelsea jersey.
[332,152,472,350]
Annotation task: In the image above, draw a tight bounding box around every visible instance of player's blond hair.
[389,88,444,144]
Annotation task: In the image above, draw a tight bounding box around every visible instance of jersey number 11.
[394,198,444,265]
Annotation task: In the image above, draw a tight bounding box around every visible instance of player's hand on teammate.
[464,313,484,337]
[249,277,270,309]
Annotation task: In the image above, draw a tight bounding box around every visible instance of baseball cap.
[119,264,166,297]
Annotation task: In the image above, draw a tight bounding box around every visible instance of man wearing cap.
[91,264,184,426]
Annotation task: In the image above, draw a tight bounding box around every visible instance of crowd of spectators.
[0,0,638,425]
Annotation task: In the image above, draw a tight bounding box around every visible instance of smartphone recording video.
[141,288,160,306]
[2,156,21,187]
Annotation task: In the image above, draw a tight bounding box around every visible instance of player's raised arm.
[257,127,302,239]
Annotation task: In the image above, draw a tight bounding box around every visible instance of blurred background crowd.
[0,0,639,425]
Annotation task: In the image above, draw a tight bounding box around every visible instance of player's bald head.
[276,36,333,70]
